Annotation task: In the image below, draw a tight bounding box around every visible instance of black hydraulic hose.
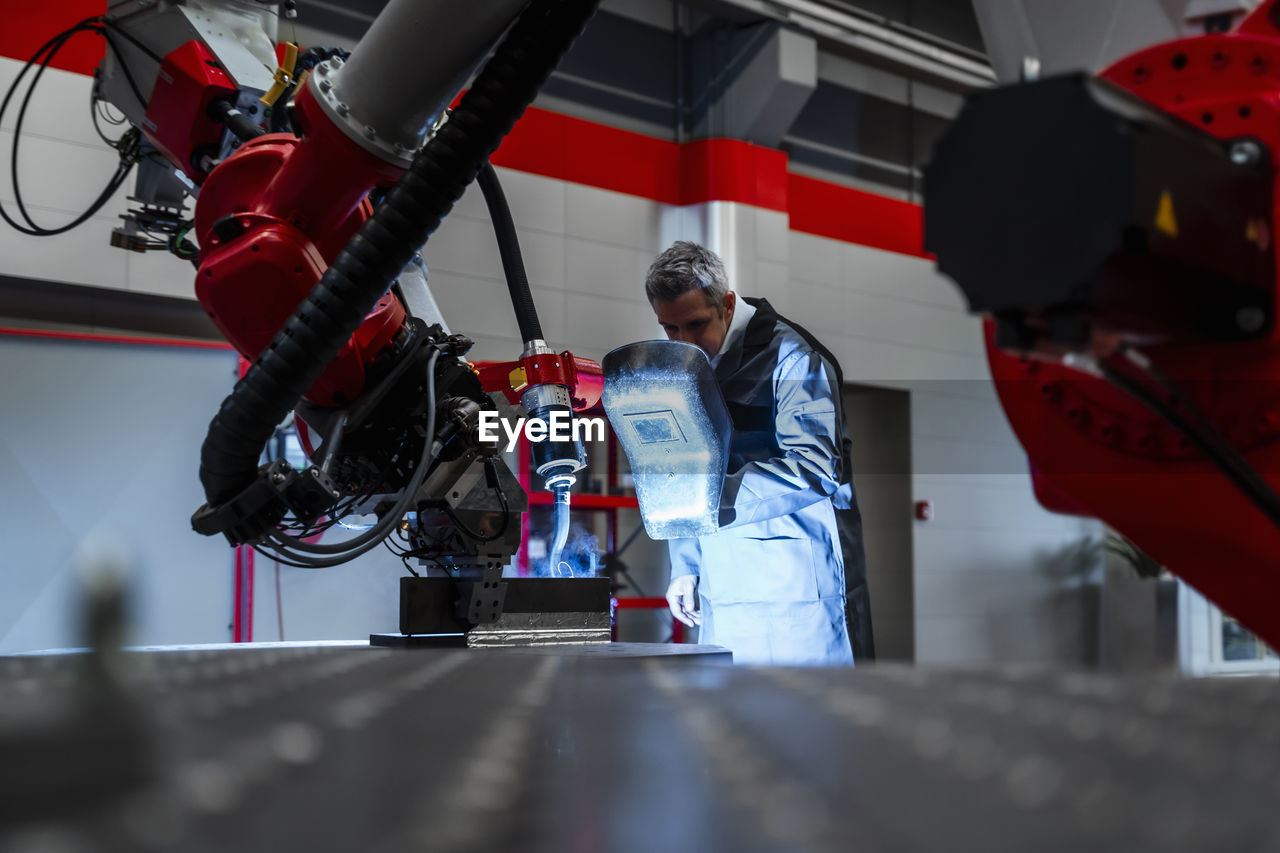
[476,161,543,343]
[208,97,266,142]
[196,0,600,513]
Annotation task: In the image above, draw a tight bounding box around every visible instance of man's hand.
[666,575,701,627]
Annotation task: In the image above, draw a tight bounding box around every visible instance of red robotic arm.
[927,1,1280,649]
[38,0,606,568]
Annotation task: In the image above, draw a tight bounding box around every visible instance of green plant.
[1104,533,1164,579]
[1040,535,1104,586]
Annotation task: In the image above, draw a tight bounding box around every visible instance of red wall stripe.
[490,105,925,256]
[0,326,234,351]
[491,107,790,213]
[0,17,927,259]
[788,173,930,259]
[491,106,683,205]
[0,2,108,76]
[679,138,789,212]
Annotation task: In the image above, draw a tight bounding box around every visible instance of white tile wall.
[842,241,969,311]
[426,270,524,341]
[0,206,128,287]
[0,129,128,216]
[790,277,843,333]
[755,209,791,263]
[564,236,654,301]
[564,290,662,355]
[565,182,663,249]
[126,249,200,299]
[487,168,568,236]
[0,62,104,147]
[425,213,509,282]
[518,229,568,291]
[833,334,990,384]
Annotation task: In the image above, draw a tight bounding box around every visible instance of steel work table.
[0,642,1276,852]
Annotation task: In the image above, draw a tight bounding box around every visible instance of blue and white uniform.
[668,296,872,666]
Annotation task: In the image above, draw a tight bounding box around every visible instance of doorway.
[842,384,914,662]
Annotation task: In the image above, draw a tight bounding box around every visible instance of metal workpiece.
[1,648,1278,851]
[392,576,611,642]
[307,0,529,167]
[602,341,733,539]
[464,611,611,647]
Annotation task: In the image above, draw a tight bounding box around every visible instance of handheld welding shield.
[601,340,732,539]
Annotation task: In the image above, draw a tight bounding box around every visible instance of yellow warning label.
[1155,190,1178,238]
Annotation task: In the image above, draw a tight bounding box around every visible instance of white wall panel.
[834,333,990,384]
[126,250,199,300]
[755,209,791,264]
[790,231,843,286]
[518,230,569,292]
[564,290,662,354]
[913,567,1072,620]
[754,259,790,314]
[565,183,663,249]
[529,284,569,347]
[486,168,569,236]
[0,62,103,147]
[426,270,524,342]
[844,242,969,311]
[564,236,654,302]
[424,213,508,282]
[0,207,128,289]
[0,337,238,652]
[909,475,1080,535]
[844,289,984,358]
[0,129,128,217]
[789,276,843,334]
[910,387,1020,444]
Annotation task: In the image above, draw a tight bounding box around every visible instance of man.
[646,241,873,666]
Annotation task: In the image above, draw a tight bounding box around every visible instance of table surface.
[1,642,1277,852]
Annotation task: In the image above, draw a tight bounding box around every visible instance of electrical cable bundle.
[250,349,444,569]
[0,16,161,237]
[1098,348,1280,532]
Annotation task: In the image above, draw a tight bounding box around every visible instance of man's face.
[652,290,735,358]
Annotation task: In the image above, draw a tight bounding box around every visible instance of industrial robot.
[2,0,610,644]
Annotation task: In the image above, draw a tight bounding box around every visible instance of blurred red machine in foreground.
[927,1,1280,649]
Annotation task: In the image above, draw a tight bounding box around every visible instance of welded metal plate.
[1,649,1277,851]
[395,577,611,637]
[602,341,732,539]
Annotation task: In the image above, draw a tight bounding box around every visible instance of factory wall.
[0,48,1103,664]
[0,333,238,652]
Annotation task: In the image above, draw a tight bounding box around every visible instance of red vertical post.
[605,425,619,555]
[232,545,255,642]
[231,354,255,643]
[517,438,531,577]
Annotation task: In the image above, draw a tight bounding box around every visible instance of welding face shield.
[601,340,732,539]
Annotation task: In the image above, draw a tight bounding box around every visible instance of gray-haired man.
[645,241,873,665]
